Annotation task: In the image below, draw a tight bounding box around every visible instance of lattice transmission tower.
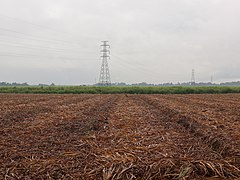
[191,69,196,85]
[211,75,213,83]
[98,41,111,86]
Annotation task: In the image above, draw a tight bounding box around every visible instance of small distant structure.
[191,69,196,86]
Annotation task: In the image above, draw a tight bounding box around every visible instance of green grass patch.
[0,86,240,94]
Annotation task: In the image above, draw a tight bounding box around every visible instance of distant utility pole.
[98,41,111,86]
[191,69,196,85]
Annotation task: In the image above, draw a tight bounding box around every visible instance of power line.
[111,53,161,79]
[0,26,96,55]
[0,13,80,41]
[0,41,94,54]
[0,32,81,48]
[0,52,98,61]
[0,27,83,46]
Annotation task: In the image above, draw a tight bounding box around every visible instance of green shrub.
[0,86,240,94]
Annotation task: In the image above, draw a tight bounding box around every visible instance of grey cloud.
[0,0,239,84]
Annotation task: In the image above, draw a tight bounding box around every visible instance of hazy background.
[0,0,239,85]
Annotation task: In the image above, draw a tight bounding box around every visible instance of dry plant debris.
[0,94,240,179]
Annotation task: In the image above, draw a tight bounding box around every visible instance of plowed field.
[0,94,240,179]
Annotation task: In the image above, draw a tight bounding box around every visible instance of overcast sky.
[0,0,239,85]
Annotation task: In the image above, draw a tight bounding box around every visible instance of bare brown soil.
[0,94,239,179]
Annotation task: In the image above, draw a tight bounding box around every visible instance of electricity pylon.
[98,41,111,86]
[191,69,196,85]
